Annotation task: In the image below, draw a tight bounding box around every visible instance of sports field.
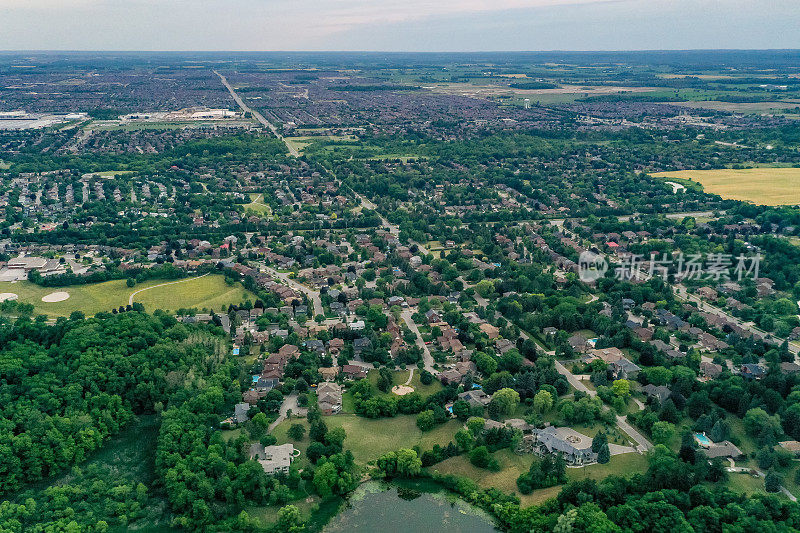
[652,167,800,206]
[0,274,256,317]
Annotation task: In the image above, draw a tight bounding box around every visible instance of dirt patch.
[41,291,70,303]
[391,385,415,396]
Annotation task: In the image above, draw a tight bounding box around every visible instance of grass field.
[432,449,648,507]
[0,274,256,317]
[243,193,273,216]
[272,414,461,465]
[652,167,800,206]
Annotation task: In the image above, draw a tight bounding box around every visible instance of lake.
[323,481,499,533]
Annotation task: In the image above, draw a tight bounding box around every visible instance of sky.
[1,0,799,51]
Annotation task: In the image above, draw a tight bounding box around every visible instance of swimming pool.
[694,433,712,447]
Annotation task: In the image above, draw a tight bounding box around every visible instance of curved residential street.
[263,266,324,317]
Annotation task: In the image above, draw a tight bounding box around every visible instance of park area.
[653,167,800,206]
[0,274,255,317]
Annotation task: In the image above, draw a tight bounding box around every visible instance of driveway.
[269,393,307,432]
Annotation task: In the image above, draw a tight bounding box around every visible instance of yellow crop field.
[653,167,800,206]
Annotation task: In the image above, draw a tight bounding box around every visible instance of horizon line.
[2,48,800,54]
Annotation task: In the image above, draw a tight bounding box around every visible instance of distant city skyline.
[2,0,799,51]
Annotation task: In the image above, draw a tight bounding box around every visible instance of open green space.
[243,193,273,216]
[0,274,255,317]
[272,414,461,465]
[432,449,648,506]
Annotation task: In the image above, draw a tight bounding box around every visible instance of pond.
[323,481,499,533]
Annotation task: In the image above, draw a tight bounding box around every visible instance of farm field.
[0,274,255,317]
[652,167,800,205]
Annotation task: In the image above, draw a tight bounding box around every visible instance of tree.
[325,426,346,447]
[765,469,783,493]
[377,367,393,392]
[416,410,435,431]
[467,417,485,436]
[469,446,491,468]
[313,461,339,497]
[454,428,475,451]
[597,444,610,464]
[611,379,630,398]
[475,279,495,298]
[490,388,520,417]
[651,421,676,446]
[474,351,498,375]
[396,448,422,477]
[276,505,304,532]
[287,423,306,441]
[452,400,471,420]
[533,390,554,413]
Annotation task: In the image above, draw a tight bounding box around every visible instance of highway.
[214,70,300,157]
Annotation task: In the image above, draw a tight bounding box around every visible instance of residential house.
[341,365,367,380]
[700,361,723,380]
[531,426,598,465]
[641,384,672,404]
[317,382,343,415]
[458,390,491,408]
[249,443,299,475]
[610,358,640,380]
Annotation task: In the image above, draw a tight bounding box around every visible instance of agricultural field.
[0,274,255,317]
[653,167,800,205]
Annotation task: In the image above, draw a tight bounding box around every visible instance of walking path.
[128,273,210,305]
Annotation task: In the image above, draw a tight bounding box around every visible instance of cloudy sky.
[2,0,799,51]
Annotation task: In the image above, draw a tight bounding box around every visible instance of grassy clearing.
[652,167,800,206]
[272,414,460,465]
[432,449,648,507]
[725,471,769,497]
[0,274,255,317]
[133,275,256,313]
[284,135,357,155]
[243,193,273,216]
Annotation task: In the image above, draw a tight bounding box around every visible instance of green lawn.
[341,369,444,414]
[243,193,273,217]
[272,414,461,465]
[725,471,769,498]
[432,450,648,507]
[0,274,256,317]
